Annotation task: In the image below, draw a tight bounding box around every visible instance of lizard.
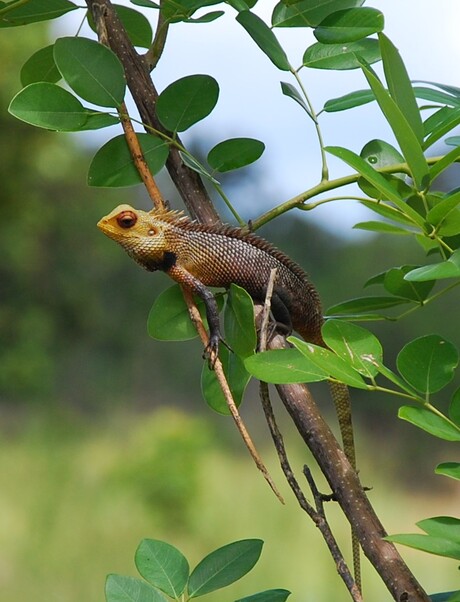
[97,203,360,584]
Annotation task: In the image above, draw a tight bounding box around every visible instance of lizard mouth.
[97,217,122,240]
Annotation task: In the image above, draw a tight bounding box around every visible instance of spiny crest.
[151,208,312,288]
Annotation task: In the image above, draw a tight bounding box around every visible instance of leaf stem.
[212,181,246,227]
[292,68,329,181]
[424,401,460,433]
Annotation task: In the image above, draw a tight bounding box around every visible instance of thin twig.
[259,268,277,353]
[180,287,284,504]
[118,102,166,210]
[257,285,362,602]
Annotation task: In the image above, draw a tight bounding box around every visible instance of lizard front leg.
[167,264,222,366]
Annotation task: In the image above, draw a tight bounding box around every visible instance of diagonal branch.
[86,0,219,225]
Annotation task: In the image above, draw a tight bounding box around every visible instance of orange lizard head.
[97,204,172,270]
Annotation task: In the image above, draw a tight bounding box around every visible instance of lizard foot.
[203,334,233,369]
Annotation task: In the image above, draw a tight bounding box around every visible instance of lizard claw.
[203,334,233,369]
[203,334,220,369]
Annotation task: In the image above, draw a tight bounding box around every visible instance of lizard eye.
[116,210,137,229]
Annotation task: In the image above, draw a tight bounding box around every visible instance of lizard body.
[97,204,356,469]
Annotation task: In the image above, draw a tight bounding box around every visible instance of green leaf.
[326,146,425,226]
[353,221,415,235]
[399,406,460,441]
[188,539,263,598]
[449,390,460,430]
[358,174,414,203]
[236,11,290,71]
[224,285,256,358]
[424,106,460,149]
[20,44,61,86]
[327,295,410,315]
[201,346,250,414]
[428,593,460,602]
[303,39,380,70]
[179,151,219,184]
[147,284,223,341]
[413,86,460,108]
[379,33,424,144]
[358,59,429,190]
[435,462,460,480]
[160,0,223,23]
[8,82,87,131]
[54,37,126,108]
[135,539,190,598]
[314,7,383,44]
[386,532,460,561]
[445,136,460,146]
[156,74,219,132]
[207,138,265,173]
[404,250,460,281]
[244,348,329,384]
[415,80,460,98]
[358,199,416,227]
[429,146,460,181]
[360,139,404,171]
[186,10,224,23]
[105,574,168,602]
[78,111,119,131]
[0,0,77,27]
[280,82,312,116]
[397,335,458,394]
[322,319,382,378]
[114,5,153,48]
[426,191,460,236]
[87,5,153,48]
[383,265,434,302]
[289,337,367,389]
[131,0,160,7]
[88,134,169,187]
[375,362,419,396]
[272,0,364,28]
[418,516,460,543]
[235,589,291,602]
[323,88,375,112]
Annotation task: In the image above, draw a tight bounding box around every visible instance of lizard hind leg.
[270,289,293,336]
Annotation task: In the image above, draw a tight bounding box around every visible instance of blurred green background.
[1,24,459,602]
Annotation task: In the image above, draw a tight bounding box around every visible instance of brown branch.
[118,102,166,210]
[86,0,219,225]
[269,335,430,602]
[259,381,363,602]
[257,285,361,601]
[180,287,284,504]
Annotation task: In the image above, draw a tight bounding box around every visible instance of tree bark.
[86,0,219,226]
[86,2,431,600]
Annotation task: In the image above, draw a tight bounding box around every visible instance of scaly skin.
[97,204,359,583]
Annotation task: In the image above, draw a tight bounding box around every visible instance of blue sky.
[59,1,460,232]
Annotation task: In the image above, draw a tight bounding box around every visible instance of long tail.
[330,381,361,591]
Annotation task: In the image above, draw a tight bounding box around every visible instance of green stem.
[144,1,169,71]
[367,384,426,403]
[292,69,329,181]
[424,401,460,433]
[300,195,378,210]
[0,0,29,16]
[212,181,245,226]
[249,155,449,231]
